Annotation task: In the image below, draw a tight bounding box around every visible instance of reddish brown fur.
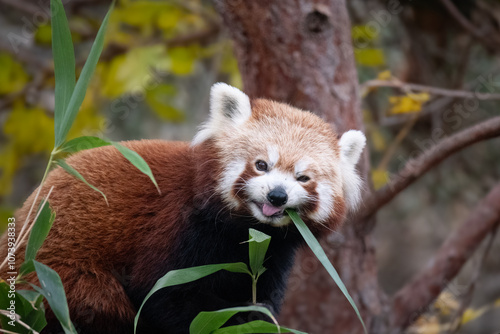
[0,140,199,331]
[0,97,350,332]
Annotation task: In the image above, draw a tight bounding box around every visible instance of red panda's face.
[193,83,366,228]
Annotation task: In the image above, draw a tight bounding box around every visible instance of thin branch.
[0,310,40,334]
[16,186,54,253]
[439,0,500,52]
[359,116,500,219]
[440,0,485,37]
[360,79,500,100]
[166,24,221,48]
[389,183,500,330]
[170,0,220,26]
[376,112,419,171]
[378,66,500,128]
[0,0,43,16]
[98,24,221,66]
[446,225,498,334]
[0,186,53,273]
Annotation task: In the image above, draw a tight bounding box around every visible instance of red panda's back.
[5,139,195,274]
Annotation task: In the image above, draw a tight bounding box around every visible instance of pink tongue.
[262,203,282,216]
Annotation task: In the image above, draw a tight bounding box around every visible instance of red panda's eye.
[255,160,268,172]
[297,175,310,182]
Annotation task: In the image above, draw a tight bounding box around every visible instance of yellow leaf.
[461,307,487,325]
[35,24,52,45]
[114,2,169,30]
[0,206,15,233]
[377,70,392,81]
[1,102,54,195]
[354,48,385,67]
[145,84,185,122]
[219,42,242,88]
[409,315,442,334]
[105,16,133,46]
[408,92,431,102]
[4,101,54,154]
[106,2,166,46]
[370,128,386,152]
[0,145,18,196]
[167,45,200,76]
[67,106,105,141]
[434,291,459,316]
[371,169,389,190]
[0,53,30,94]
[389,92,430,114]
[157,6,184,35]
[102,45,169,98]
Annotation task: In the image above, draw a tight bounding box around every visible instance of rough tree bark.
[212,1,500,333]
[213,1,387,333]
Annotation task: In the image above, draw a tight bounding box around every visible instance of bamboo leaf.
[0,283,46,333]
[55,2,114,147]
[246,228,271,276]
[59,136,110,153]
[25,200,56,263]
[213,320,306,334]
[56,159,107,204]
[286,209,367,334]
[32,261,77,334]
[51,0,75,147]
[112,142,161,194]
[189,306,280,334]
[134,263,250,334]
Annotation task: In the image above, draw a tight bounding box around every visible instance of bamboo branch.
[389,182,500,330]
[359,116,500,220]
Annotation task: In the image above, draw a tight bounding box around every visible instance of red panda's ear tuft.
[339,130,366,165]
[210,83,252,123]
[339,130,366,211]
[192,83,251,146]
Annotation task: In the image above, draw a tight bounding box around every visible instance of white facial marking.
[309,181,335,223]
[294,159,310,177]
[245,169,309,226]
[267,145,279,167]
[219,159,246,209]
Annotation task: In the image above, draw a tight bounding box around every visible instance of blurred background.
[0,0,499,333]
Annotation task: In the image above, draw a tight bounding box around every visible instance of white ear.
[339,130,366,210]
[192,83,252,145]
[339,130,366,165]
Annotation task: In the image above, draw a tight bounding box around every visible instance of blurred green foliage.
[0,53,30,95]
[0,0,242,230]
[0,2,390,234]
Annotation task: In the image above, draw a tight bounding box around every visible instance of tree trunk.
[213,1,388,332]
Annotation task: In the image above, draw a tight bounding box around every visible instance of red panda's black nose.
[267,187,288,207]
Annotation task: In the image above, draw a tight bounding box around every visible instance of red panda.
[0,83,366,333]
